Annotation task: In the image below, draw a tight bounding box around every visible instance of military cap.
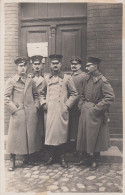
[49,54,63,61]
[30,55,43,64]
[70,56,82,64]
[87,56,102,65]
[14,57,28,65]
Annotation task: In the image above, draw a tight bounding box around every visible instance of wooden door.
[21,23,86,73]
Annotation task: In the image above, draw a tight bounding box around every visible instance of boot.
[23,154,29,165]
[74,152,91,166]
[44,146,55,166]
[89,152,100,171]
[60,155,68,168]
[8,154,15,171]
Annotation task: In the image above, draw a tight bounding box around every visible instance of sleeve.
[4,78,18,114]
[39,78,47,106]
[94,78,115,112]
[65,76,78,109]
[32,80,39,108]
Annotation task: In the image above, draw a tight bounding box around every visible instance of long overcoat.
[76,70,115,153]
[40,71,78,146]
[4,74,40,155]
[69,69,87,141]
[32,75,45,146]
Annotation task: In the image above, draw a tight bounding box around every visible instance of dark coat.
[76,70,115,153]
[40,71,78,146]
[4,74,40,155]
[69,69,87,141]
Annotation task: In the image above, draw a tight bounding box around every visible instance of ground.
[5,160,122,193]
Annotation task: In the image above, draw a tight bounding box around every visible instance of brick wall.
[87,3,122,136]
[4,3,20,134]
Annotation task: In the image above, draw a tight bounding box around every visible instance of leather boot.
[89,152,100,171]
[44,146,55,166]
[8,154,15,171]
[44,156,54,166]
[23,154,29,165]
[60,155,68,168]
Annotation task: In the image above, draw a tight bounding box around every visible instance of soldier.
[40,54,78,168]
[4,57,40,171]
[29,55,45,150]
[76,56,115,171]
[69,56,86,153]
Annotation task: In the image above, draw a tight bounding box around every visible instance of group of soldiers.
[5,54,115,172]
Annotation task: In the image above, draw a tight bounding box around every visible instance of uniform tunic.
[40,71,78,146]
[69,69,87,141]
[77,70,115,153]
[4,74,40,154]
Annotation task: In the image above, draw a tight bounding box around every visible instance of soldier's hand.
[43,104,47,112]
[64,105,68,112]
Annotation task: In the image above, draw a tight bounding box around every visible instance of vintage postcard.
[0,0,124,195]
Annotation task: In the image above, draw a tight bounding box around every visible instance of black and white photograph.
[0,0,124,194]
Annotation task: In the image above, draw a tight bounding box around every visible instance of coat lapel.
[24,77,31,95]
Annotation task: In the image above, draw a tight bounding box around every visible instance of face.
[71,61,81,72]
[50,59,62,72]
[32,61,43,73]
[85,62,97,74]
[17,62,27,76]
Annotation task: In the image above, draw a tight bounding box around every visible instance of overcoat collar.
[49,71,64,79]
[71,69,83,76]
[86,70,103,83]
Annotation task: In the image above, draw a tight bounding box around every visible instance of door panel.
[56,24,86,72]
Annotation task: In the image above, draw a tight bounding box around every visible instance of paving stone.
[53,181,59,185]
[96,183,103,187]
[99,187,106,192]
[117,170,122,175]
[87,185,98,191]
[31,174,39,178]
[25,173,31,177]
[71,188,77,191]
[86,176,96,180]
[99,175,106,179]
[49,185,58,191]
[61,186,69,192]
[60,177,69,182]
[31,166,39,171]
[77,183,85,189]
[33,170,39,174]
[67,175,73,178]
[49,173,55,176]
[39,175,49,179]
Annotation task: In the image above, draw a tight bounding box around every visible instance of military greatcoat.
[69,69,87,141]
[76,70,115,153]
[4,74,40,154]
[40,71,78,146]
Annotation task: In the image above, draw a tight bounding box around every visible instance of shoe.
[44,157,54,166]
[89,162,98,171]
[60,155,68,168]
[74,159,91,166]
[8,159,15,171]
